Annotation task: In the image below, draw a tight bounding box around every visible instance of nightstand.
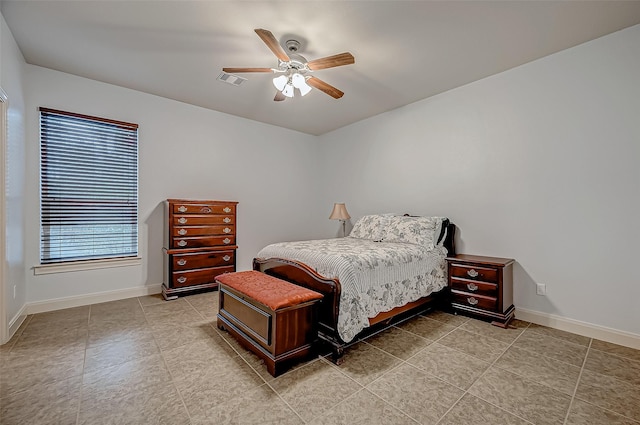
[446,254,515,328]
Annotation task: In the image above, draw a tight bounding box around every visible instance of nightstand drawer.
[451,290,497,311]
[450,277,497,297]
[450,264,498,283]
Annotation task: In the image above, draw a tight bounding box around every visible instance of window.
[39,108,138,264]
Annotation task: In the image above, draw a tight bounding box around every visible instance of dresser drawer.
[450,277,497,297]
[173,203,235,215]
[451,290,497,311]
[172,236,236,249]
[172,251,235,271]
[172,266,235,288]
[450,264,498,283]
[173,215,235,226]
[172,225,234,237]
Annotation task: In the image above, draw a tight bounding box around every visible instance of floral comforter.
[256,237,448,343]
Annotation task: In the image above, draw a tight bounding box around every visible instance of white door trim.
[0,87,8,344]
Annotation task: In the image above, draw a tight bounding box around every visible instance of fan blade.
[307,52,355,71]
[255,29,290,62]
[274,91,286,102]
[306,77,344,99]
[222,67,273,73]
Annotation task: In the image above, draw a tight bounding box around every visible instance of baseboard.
[26,283,163,315]
[6,303,28,343]
[516,307,640,350]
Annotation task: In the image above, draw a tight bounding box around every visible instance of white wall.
[319,25,640,336]
[24,65,323,303]
[1,12,27,332]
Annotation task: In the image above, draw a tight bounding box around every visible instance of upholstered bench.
[216,270,323,377]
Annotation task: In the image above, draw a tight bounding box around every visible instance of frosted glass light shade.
[273,75,288,91]
[282,83,295,98]
[292,73,312,96]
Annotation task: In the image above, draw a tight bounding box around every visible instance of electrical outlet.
[536,283,546,296]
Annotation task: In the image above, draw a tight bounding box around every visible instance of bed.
[253,214,456,363]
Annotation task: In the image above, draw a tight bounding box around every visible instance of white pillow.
[382,216,446,248]
[348,214,390,241]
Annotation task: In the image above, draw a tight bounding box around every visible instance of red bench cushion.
[216,271,323,311]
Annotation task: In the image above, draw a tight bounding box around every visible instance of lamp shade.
[329,203,350,220]
[272,75,288,91]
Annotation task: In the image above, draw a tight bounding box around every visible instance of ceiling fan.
[223,29,355,101]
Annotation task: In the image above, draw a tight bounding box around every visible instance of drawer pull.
[177,240,187,247]
[223,217,231,223]
[178,217,187,224]
[467,269,479,278]
[467,297,479,306]
[223,238,231,244]
[201,207,212,213]
[223,207,231,213]
[178,228,187,235]
[177,276,187,284]
[223,227,231,233]
[467,283,479,292]
[178,206,187,212]
[223,255,231,262]
[177,259,187,266]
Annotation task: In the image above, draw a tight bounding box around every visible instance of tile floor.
[1,291,639,424]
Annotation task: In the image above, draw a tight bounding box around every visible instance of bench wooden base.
[216,273,322,377]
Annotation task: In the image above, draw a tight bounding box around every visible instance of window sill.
[33,257,142,275]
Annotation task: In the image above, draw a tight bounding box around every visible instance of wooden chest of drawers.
[162,199,238,300]
[446,254,515,328]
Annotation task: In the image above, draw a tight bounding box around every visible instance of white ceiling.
[3,1,640,135]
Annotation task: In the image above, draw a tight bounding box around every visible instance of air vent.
[217,72,247,86]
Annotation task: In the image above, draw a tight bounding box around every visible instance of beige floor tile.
[146,308,206,328]
[87,321,153,348]
[0,375,81,425]
[137,293,165,306]
[565,399,640,425]
[367,326,433,360]
[584,348,640,386]
[192,383,303,424]
[333,342,402,385]
[307,388,417,425]
[9,326,87,362]
[575,370,640,419]
[162,337,239,379]
[150,319,219,350]
[422,309,470,327]
[78,380,190,425]
[367,363,464,424]
[84,331,160,373]
[527,323,591,346]
[459,318,528,344]
[494,345,581,395]
[270,358,361,422]
[591,339,640,363]
[81,353,172,403]
[28,306,90,327]
[438,393,531,425]
[469,366,572,425]
[512,329,588,367]
[173,355,264,419]
[437,328,509,362]
[407,342,490,389]
[397,315,457,340]
[0,349,85,398]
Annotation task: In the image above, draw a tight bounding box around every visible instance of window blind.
[40,108,139,264]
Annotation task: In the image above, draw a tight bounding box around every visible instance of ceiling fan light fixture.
[282,83,295,98]
[273,74,288,91]
[298,80,312,96]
